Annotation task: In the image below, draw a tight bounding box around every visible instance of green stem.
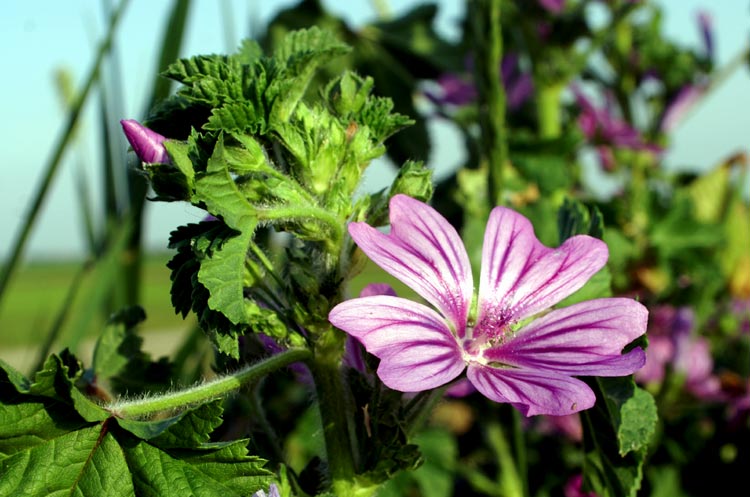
[536,83,563,139]
[511,409,528,497]
[487,420,525,497]
[404,385,447,436]
[471,0,507,206]
[0,0,130,309]
[109,348,311,418]
[309,336,357,494]
[257,205,344,247]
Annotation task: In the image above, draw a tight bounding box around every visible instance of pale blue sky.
[1,0,748,260]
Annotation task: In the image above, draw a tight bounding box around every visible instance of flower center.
[462,306,516,359]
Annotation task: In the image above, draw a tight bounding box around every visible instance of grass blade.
[0,0,131,311]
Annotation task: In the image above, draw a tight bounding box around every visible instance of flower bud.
[120,119,170,164]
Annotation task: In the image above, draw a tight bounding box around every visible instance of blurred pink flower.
[573,88,662,170]
[564,474,599,497]
[635,306,722,400]
[538,0,565,14]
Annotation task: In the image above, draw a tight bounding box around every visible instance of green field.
[0,253,411,355]
[0,254,189,350]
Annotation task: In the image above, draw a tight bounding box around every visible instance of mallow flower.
[329,195,647,416]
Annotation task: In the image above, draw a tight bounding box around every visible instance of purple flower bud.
[697,10,714,62]
[120,119,170,164]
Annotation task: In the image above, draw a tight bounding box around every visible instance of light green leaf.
[0,400,88,459]
[198,229,253,327]
[0,425,135,497]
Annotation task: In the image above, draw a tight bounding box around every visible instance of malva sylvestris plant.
[330,194,648,416]
[2,20,672,497]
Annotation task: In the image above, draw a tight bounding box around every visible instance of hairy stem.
[309,331,358,494]
[109,348,311,418]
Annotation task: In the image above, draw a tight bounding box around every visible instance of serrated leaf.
[1,355,273,497]
[205,101,265,134]
[93,306,147,382]
[268,27,350,126]
[116,400,223,447]
[0,399,88,459]
[198,229,254,327]
[616,386,657,456]
[0,425,135,497]
[123,438,272,497]
[194,136,259,230]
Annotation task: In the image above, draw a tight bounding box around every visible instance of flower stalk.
[308,328,359,495]
[109,348,311,418]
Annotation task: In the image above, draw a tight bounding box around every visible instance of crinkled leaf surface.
[0,356,273,497]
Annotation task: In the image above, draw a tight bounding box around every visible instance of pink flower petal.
[477,206,608,328]
[329,295,465,391]
[467,364,596,416]
[348,194,473,336]
[483,298,647,376]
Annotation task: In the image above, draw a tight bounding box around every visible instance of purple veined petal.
[483,298,648,376]
[467,364,596,416]
[343,283,398,372]
[477,206,608,327]
[329,295,465,391]
[348,194,473,336]
[120,119,170,164]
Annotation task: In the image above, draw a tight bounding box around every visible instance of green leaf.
[0,425,135,497]
[194,135,259,230]
[268,26,351,126]
[1,355,274,497]
[92,306,148,382]
[0,398,88,459]
[124,439,272,497]
[581,377,657,497]
[116,400,223,446]
[198,229,254,327]
[557,197,604,241]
